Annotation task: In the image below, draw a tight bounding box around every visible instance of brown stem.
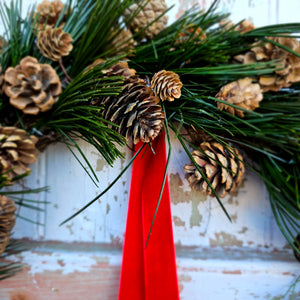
[59,59,72,83]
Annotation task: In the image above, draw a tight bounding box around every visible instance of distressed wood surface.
[1,0,300,299]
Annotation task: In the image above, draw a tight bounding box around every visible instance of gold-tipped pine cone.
[37,28,73,61]
[4,56,62,115]
[0,126,38,181]
[124,0,168,39]
[184,142,245,198]
[92,76,164,144]
[0,195,17,255]
[151,70,183,102]
[34,0,69,31]
[234,36,300,92]
[215,77,263,117]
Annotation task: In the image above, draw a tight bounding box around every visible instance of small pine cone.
[93,77,164,144]
[151,70,183,102]
[177,24,206,44]
[37,28,73,61]
[4,56,62,115]
[85,59,136,79]
[0,195,17,255]
[0,36,6,54]
[219,19,255,33]
[184,142,245,198]
[0,126,38,181]
[124,0,168,39]
[215,77,263,117]
[34,0,69,31]
[110,29,137,55]
[234,37,300,92]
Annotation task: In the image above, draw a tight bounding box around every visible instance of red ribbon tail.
[119,132,179,300]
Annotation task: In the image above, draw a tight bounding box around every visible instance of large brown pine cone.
[123,0,168,39]
[184,141,245,198]
[4,56,62,115]
[34,0,69,31]
[0,127,38,181]
[37,28,73,61]
[234,37,300,92]
[215,77,263,117]
[92,75,164,144]
[0,195,16,255]
[151,70,183,102]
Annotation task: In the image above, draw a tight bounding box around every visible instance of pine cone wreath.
[0,126,38,181]
[0,195,17,255]
[123,0,168,39]
[4,56,62,115]
[34,0,69,31]
[92,76,164,144]
[37,28,73,61]
[184,141,245,198]
[215,77,263,117]
[151,70,183,102]
[234,37,300,92]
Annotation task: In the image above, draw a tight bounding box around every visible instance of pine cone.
[110,29,137,55]
[215,77,263,117]
[92,76,164,144]
[219,19,255,33]
[85,59,136,80]
[0,36,6,54]
[177,24,206,44]
[4,56,62,115]
[151,70,183,102]
[0,195,16,255]
[234,37,300,92]
[0,126,38,181]
[34,0,69,31]
[37,28,73,61]
[124,0,168,39]
[184,142,245,198]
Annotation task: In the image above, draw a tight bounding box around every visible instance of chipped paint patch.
[96,158,106,172]
[169,172,207,205]
[11,251,100,275]
[106,203,110,214]
[173,216,185,227]
[210,231,243,247]
[190,195,203,228]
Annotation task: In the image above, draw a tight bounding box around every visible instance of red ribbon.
[119,131,179,300]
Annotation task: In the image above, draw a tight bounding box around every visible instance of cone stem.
[59,59,72,83]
